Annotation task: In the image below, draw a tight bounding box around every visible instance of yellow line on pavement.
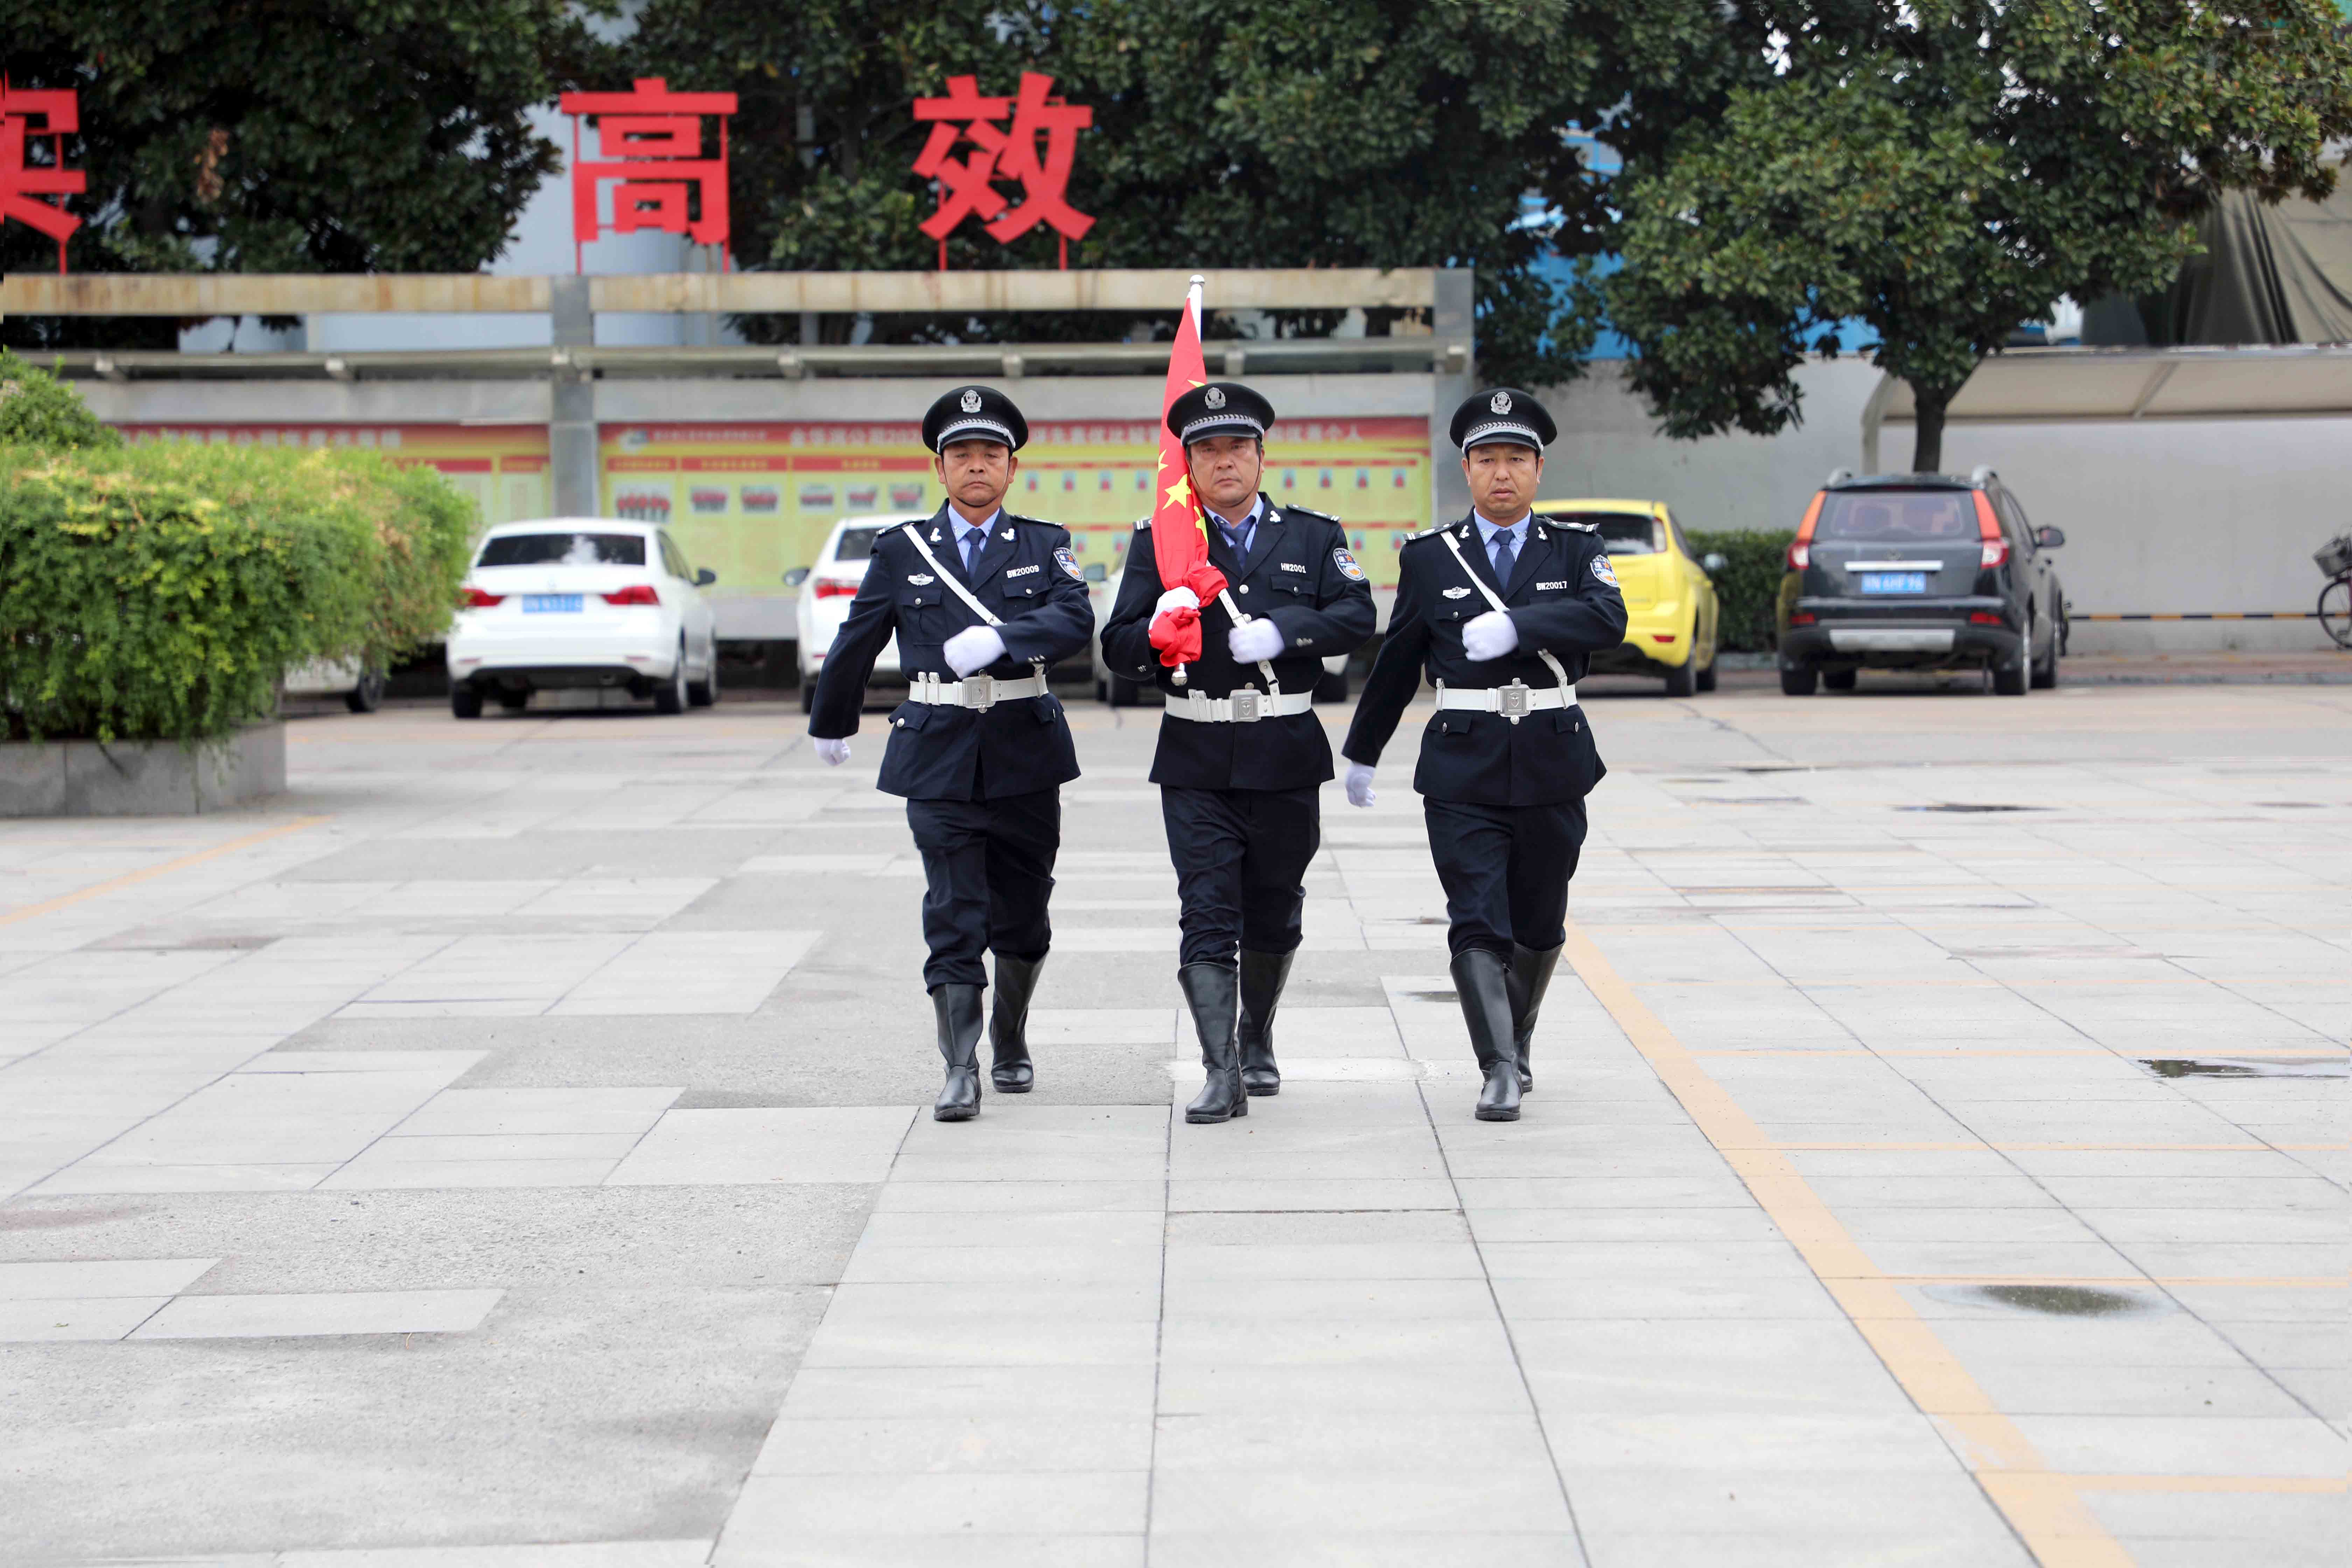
[1884,1275,2344,1290]
[0,816,329,929]
[1769,1140,2350,1153]
[1561,920,2134,1568]
[2059,1474,2346,1493]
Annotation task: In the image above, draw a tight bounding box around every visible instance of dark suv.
[1775,468,2066,696]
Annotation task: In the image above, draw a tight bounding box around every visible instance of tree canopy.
[0,0,601,348]
[1603,0,2352,470]
[624,0,1749,384]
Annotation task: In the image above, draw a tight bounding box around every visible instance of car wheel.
[2030,615,2060,690]
[1779,665,1819,696]
[1313,667,1349,703]
[1095,678,1109,704]
[496,689,530,712]
[1822,668,1858,692]
[1108,675,1142,708]
[688,640,720,707]
[1663,659,1697,698]
[450,685,483,720]
[654,642,690,714]
[345,670,386,713]
[1695,655,1718,693]
[799,680,817,714]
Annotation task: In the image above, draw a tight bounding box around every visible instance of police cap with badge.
[1449,387,1557,453]
[924,385,1030,454]
[1169,382,1277,446]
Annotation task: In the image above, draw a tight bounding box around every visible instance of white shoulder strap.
[901,523,1044,674]
[1439,524,1572,699]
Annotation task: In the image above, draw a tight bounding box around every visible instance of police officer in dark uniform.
[1100,383,1377,1123]
[1340,389,1628,1121]
[807,386,1095,1121]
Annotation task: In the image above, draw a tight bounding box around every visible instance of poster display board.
[601,415,1429,629]
[113,423,550,530]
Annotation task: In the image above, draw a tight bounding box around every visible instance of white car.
[786,512,925,713]
[283,656,387,713]
[446,517,721,718]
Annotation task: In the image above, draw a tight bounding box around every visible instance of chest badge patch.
[1442,586,1474,599]
[907,573,936,585]
[1054,547,1085,581]
[1006,563,1040,578]
[1332,548,1365,581]
[1279,561,1307,574]
[1591,555,1620,589]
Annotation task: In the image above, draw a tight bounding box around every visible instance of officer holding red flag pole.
[1100,280,1376,1124]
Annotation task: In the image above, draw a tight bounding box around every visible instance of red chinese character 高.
[559,78,738,272]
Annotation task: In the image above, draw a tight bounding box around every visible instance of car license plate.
[522,594,582,614]
[1858,572,1927,595]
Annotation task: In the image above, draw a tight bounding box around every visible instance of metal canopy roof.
[1861,344,2352,469]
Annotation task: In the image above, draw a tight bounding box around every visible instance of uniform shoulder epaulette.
[1276,504,1341,527]
[1550,519,1598,533]
[1403,524,1448,542]
[1006,512,1059,530]
[1130,513,1151,531]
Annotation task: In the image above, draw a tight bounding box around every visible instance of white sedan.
[786,512,925,713]
[446,518,721,717]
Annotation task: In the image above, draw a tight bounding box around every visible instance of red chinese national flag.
[1146,286,1226,667]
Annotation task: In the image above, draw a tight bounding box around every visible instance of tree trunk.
[1909,382,1949,472]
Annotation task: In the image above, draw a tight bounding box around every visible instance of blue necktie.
[962,526,984,576]
[1224,520,1251,560]
[1491,527,1517,584]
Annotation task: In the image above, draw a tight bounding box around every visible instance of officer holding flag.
[807,385,1094,1122]
[1101,380,1375,1124]
[1341,389,1626,1122]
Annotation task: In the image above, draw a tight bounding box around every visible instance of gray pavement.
[1,679,2345,1568]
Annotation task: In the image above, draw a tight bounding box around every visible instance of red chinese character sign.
[0,85,84,274]
[912,73,1094,270]
[559,78,737,273]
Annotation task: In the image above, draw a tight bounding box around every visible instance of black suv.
[1775,468,2066,695]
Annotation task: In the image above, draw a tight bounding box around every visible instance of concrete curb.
[0,723,286,817]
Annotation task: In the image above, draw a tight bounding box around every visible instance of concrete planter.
[0,723,286,817]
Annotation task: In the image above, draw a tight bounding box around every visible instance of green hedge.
[1687,528,1795,653]
[2,429,474,744]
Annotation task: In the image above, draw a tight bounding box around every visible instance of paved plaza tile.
[0,684,2344,1565]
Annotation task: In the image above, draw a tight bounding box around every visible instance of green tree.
[0,0,604,348]
[627,0,1747,383]
[0,351,124,451]
[1603,0,2352,470]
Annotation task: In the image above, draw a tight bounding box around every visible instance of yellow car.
[1531,498,1723,696]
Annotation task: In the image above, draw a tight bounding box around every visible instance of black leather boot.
[1237,948,1294,1097]
[989,952,1044,1093]
[1452,948,1521,1122]
[1178,963,1248,1125]
[931,983,983,1121]
[1507,941,1563,1095]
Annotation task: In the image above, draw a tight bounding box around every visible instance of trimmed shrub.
[0,350,122,452]
[1,442,474,743]
[1687,528,1795,653]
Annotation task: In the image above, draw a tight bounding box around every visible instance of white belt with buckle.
[1434,679,1575,722]
[1163,688,1317,723]
[905,671,1049,709]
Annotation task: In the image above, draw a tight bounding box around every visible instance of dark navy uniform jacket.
[1100,496,1376,791]
[808,505,1094,801]
[1343,514,1629,807]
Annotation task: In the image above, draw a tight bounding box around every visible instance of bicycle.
[2319,534,2352,650]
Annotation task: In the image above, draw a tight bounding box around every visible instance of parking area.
[1,681,2345,1567]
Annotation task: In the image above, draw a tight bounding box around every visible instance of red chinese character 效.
[559,78,737,272]
[911,72,1094,268]
[0,86,84,274]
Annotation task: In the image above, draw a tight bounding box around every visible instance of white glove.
[1154,585,1200,617]
[1345,762,1377,808]
[943,625,1006,677]
[813,737,851,766]
[1463,608,1520,661]
[1227,619,1284,662]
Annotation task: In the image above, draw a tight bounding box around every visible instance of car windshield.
[477,532,647,567]
[1816,492,1975,543]
[1546,514,1665,555]
[833,527,884,561]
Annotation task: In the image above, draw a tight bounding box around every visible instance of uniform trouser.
[1423,796,1586,958]
[905,790,1060,990]
[1160,784,1320,968]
